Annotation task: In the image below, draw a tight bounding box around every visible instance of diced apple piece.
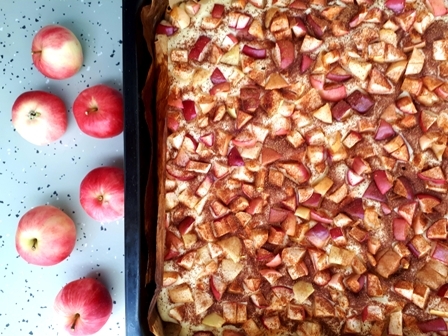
[343,131,363,149]
[277,161,310,185]
[201,16,222,30]
[419,109,438,132]
[402,77,423,96]
[221,45,240,66]
[394,280,414,300]
[397,202,417,226]
[331,100,352,121]
[432,243,448,265]
[408,235,432,258]
[416,193,441,213]
[396,95,417,114]
[433,40,448,61]
[300,35,323,53]
[331,18,349,36]
[314,295,335,317]
[169,283,194,303]
[310,102,332,123]
[413,9,434,33]
[345,273,366,293]
[388,310,403,336]
[329,245,355,267]
[242,319,262,336]
[367,273,384,297]
[343,316,362,334]
[385,0,405,13]
[347,90,374,113]
[386,60,407,83]
[426,0,447,16]
[376,249,401,278]
[345,58,372,81]
[405,48,425,75]
[262,315,281,330]
[169,5,191,29]
[417,87,440,106]
[259,268,283,285]
[221,258,244,282]
[273,40,295,70]
[428,219,448,240]
[222,302,247,324]
[177,250,197,270]
[287,304,305,321]
[362,305,384,322]
[304,222,329,247]
[194,291,214,315]
[417,318,448,333]
[411,283,430,309]
[293,281,314,304]
[368,67,394,94]
[319,84,347,102]
[242,45,266,59]
[203,313,226,328]
[169,305,187,325]
[218,236,242,263]
[163,271,180,287]
[418,166,446,184]
[327,66,351,82]
[372,170,393,194]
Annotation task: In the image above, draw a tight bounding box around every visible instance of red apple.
[73,85,124,138]
[15,205,76,266]
[11,91,67,146]
[54,278,112,335]
[80,167,124,222]
[31,25,83,79]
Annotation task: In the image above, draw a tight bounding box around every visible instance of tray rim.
[123,0,153,335]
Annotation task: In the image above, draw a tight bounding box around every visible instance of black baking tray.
[123,0,154,335]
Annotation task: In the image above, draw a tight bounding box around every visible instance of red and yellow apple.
[72,85,124,138]
[32,25,83,80]
[12,91,67,146]
[80,167,124,222]
[15,205,76,266]
[54,278,113,336]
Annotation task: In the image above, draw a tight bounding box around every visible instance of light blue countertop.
[0,1,125,335]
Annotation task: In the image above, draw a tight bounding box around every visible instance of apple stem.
[98,195,104,202]
[85,107,98,115]
[31,238,38,251]
[28,111,41,120]
[31,50,42,55]
[71,313,80,331]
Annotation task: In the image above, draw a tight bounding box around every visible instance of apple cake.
[153,0,448,334]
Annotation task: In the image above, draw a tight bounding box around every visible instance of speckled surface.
[0,1,125,335]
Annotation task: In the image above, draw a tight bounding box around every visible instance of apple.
[72,85,124,138]
[54,278,113,336]
[15,205,76,266]
[11,91,67,146]
[80,166,124,222]
[31,25,83,80]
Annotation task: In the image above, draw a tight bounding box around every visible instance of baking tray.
[123,0,154,335]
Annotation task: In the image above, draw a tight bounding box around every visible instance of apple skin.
[80,167,124,222]
[15,205,76,266]
[12,91,68,146]
[32,25,83,80]
[54,278,113,336]
[73,85,124,138]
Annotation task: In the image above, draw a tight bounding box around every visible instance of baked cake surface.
[154,0,448,334]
